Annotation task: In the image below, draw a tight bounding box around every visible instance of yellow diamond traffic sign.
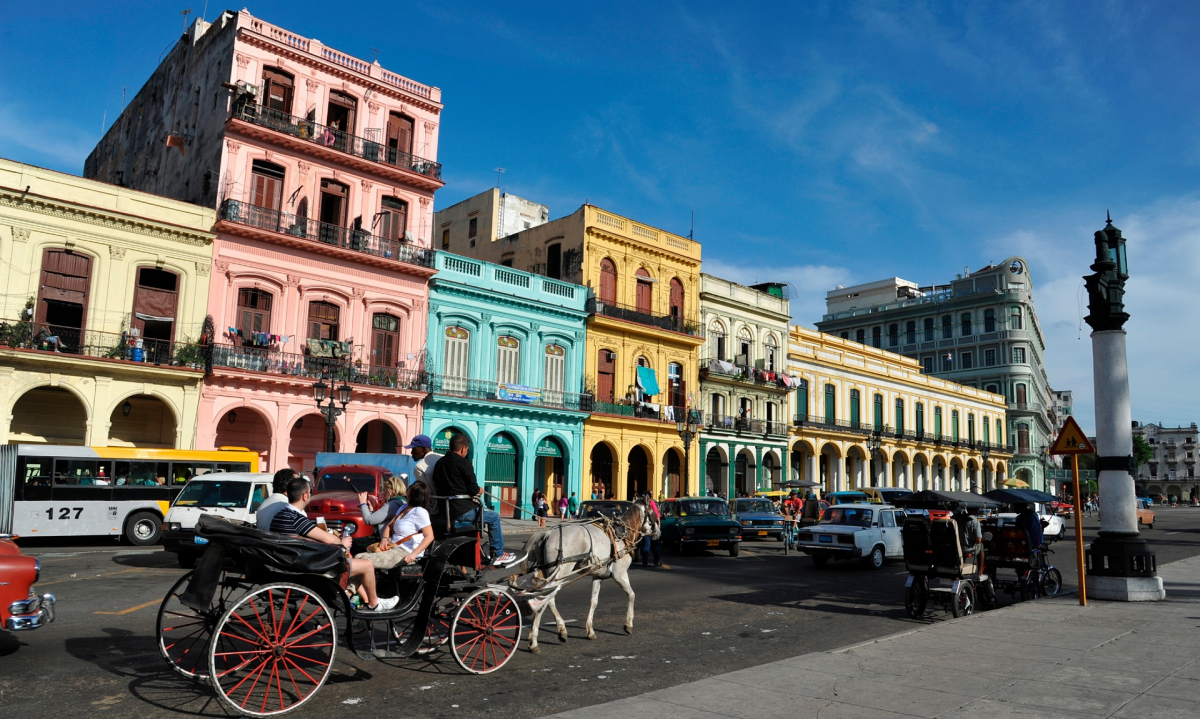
[1049,416,1096,455]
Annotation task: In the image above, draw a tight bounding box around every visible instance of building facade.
[1132,422,1199,503]
[84,11,442,470]
[433,188,549,257]
[815,258,1054,492]
[0,158,215,448]
[698,275,794,496]
[423,253,590,518]
[787,326,1012,494]
[449,204,705,500]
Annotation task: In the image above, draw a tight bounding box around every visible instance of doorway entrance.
[485,432,520,518]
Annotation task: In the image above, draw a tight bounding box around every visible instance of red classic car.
[1,534,55,631]
[305,465,397,546]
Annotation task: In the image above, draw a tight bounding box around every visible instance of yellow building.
[445,203,705,499]
[0,158,215,448]
[787,325,1012,494]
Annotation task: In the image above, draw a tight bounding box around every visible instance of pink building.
[86,10,442,469]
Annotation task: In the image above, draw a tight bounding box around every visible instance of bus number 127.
[45,507,84,520]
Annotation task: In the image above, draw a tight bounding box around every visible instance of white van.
[162,473,273,567]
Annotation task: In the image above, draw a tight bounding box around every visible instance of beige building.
[787,325,1012,494]
[434,188,550,261]
[0,158,215,447]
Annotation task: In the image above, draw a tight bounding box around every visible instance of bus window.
[18,457,52,501]
[126,461,169,486]
[51,460,116,501]
[114,461,132,486]
[172,463,215,484]
[216,462,253,473]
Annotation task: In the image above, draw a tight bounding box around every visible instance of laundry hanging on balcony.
[708,359,737,375]
[306,338,351,358]
[635,366,660,397]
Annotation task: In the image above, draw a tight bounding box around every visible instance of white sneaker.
[369,595,399,612]
[492,552,523,568]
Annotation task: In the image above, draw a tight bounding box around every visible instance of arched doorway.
[355,420,398,453]
[590,443,614,499]
[892,453,909,488]
[485,432,520,518]
[535,436,566,512]
[735,449,756,497]
[289,414,334,472]
[663,448,682,498]
[762,452,779,491]
[627,446,650,499]
[214,407,271,466]
[705,447,725,496]
[820,443,842,493]
[9,387,87,445]
[108,395,176,448]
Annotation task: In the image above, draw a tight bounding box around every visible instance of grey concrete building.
[1132,421,1199,503]
[815,258,1057,492]
[433,188,549,265]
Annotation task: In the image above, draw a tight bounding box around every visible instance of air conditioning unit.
[606,351,617,362]
[236,81,258,96]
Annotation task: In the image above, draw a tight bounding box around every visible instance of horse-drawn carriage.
[156,495,653,716]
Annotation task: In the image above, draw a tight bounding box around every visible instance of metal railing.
[0,319,205,369]
[211,343,424,390]
[589,399,684,422]
[218,200,435,268]
[231,103,443,181]
[699,357,791,390]
[425,373,592,411]
[585,297,702,337]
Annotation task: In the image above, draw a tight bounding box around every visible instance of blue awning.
[636,366,660,397]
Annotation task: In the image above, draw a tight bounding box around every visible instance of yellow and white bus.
[0,445,259,544]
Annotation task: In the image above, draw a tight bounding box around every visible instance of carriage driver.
[430,433,520,567]
[954,502,984,575]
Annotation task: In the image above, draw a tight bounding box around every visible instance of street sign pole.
[1071,453,1087,606]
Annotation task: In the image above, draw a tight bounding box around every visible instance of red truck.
[306,464,399,546]
[1,534,55,632]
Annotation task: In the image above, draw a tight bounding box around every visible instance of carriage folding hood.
[162,473,274,563]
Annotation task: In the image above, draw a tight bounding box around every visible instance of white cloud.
[0,102,98,172]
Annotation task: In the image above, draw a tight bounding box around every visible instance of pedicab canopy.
[891,490,1001,511]
[983,488,1059,505]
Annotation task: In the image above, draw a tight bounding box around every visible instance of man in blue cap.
[406,434,442,489]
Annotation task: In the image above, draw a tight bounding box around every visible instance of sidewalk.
[544,556,1200,719]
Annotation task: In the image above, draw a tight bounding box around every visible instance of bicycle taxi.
[156,494,539,717]
[981,488,1064,601]
[893,490,1002,619]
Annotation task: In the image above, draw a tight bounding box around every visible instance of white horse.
[517,499,658,653]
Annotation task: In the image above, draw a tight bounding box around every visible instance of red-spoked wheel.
[450,588,522,674]
[208,583,336,717]
[392,609,451,654]
[156,570,244,680]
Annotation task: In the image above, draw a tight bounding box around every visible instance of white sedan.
[996,503,1065,541]
[794,503,906,569]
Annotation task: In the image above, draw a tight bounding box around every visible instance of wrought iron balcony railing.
[218,200,435,268]
[0,319,206,369]
[231,103,443,181]
[425,373,592,412]
[211,343,424,390]
[585,297,702,337]
[699,357,792,390]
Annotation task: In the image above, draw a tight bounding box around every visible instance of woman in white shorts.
[357,481,433,570]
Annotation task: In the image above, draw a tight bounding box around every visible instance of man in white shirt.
[406,435,443,489]
[255,468,298,531]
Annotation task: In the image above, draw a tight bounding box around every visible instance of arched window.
[796,379,809,420]
[824,384,836,424]
[544,344,565,393]
[996,419,1003,446]
[983,416,990,445]
[934,406,943,438]
[872,326,882,348]
[236,288,272,346]
[1017,423,1030,454]
[895,398,905,434]
[370,313,400,367]
[906,321,916,344]
[635,268,652,314]
[961,313,972,336]
[597,348,616,402]
[765,335,778,372]
[307,301,340,341]
[262,67,294,113]
[850,389,861,426]
[709,321,727,360]
[669,278,684,328]
[924,317,935,341]
[443,327,471,388]
[668,362,684,409]
[951,410,960,442]
[942,315,953,339]
[737,327,753,365]
[599,259,617,304]
[984,308,996,333]
[856,328,866,344]
[873,393,884,430]
[915,402,925,438]
[250,160,285,212]
[496,336,520,385]
[888,323,899,347]
[968,413,975,444]
[379,197,408,242]
[1009,306,1023,330]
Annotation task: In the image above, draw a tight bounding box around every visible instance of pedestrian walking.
[558,495,569,521]
[532,488,546,527]
[567,491,579,519]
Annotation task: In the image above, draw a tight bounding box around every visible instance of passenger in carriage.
[356,474,409,535]
[255,468,299,530]
[357,481,434,570]
[431,433,519,567]
[270,476,399,612]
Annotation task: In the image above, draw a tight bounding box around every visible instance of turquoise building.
[424,253,591,519]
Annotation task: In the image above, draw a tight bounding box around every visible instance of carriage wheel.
[950,583,976,618]
[392,609,451,654]
[450,588,522,675]
[208,583,336,717]
[157,570,243,680]
[904,577,928,619]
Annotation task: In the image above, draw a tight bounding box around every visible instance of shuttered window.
[496,336,520,385]
[371,313,400,367]
[635,268,652,314]
[236,289,272,343]
[36,248,92,333]
[308,301,340,341]
[386,112,414,156]
[131,267,179,341]
[262,67,294,114]
[669,278,683,323]
[250,160,285,211]
[444,327,470,376]
[599,259,617,304]
[796,379,808,420]
[379,197,408,242]
[597,349,616,402]
[544,345,565,392]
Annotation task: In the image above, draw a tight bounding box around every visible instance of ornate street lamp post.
[312,370,353,454]
[1083,213,1164,601]
[866,432,882,487]
[980,445,991,493]
[676,409,702,497]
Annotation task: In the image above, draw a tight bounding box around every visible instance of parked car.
[163,473,273,567]
[660,497,742,556]
[577,500,634,519]
[306,464,403,547]
[826,491,872,505]
[996,503,1066,541]
[0,534,55,632]
[794,503,905,569]
[732,498,787,541]
[1136,498,1155,529]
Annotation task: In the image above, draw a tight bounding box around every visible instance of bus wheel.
[125,512,163,546]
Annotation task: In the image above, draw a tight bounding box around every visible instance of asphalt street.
[2,507,1198,719]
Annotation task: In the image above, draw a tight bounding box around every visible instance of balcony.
[589,398,686,423]
[217,200,435,272]
[425,373,592,412]
[0,319,204,371]
[699,358,793,392]
[228,103,443,188]
[586,297,702,337]
[211,343,424,391]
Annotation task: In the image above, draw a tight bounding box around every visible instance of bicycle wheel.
[1040,567,1063,597]
[904,577,928,619]
[950,582,976,618]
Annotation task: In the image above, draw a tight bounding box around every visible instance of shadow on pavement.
[0,630,28,657]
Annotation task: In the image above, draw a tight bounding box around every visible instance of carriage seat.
[195,513,348,578]
[928,516,976,578]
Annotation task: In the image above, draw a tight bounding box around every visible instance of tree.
[1133,435,1154,467]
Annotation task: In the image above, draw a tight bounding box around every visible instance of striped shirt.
[269,505,317,537]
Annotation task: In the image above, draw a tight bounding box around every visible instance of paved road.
[1,508,1196,719]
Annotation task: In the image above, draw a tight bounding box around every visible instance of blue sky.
[2,1,1199,432]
